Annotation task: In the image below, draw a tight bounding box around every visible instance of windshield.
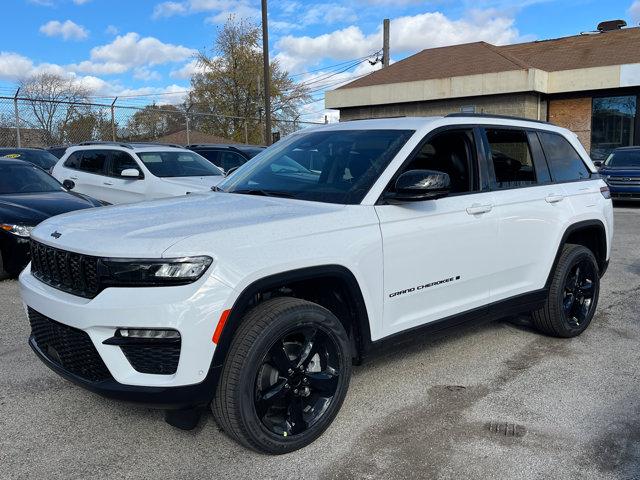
[217,129,414,204]
[0,163,64,194]
[137,151,223,178]
[604,150,640,168]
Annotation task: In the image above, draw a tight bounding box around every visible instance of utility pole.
[13,88,21,147]
[261,0,272,146]
[383,18,390,68]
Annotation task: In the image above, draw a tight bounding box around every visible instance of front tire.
[212,297,352,454]
[532,244,600,337]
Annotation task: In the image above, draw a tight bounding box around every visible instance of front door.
[376,128,498,337]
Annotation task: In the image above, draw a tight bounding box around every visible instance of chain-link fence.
[0,95,324,149]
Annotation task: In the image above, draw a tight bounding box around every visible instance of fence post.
[110,97,118,141]
[13,88,21,147]
[244,120,249,144]
[185,104,194,145]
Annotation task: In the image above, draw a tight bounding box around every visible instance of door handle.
[545,194,564,204]
[103,182,113,186]
[466,203,493,215]
[69,176,78,180]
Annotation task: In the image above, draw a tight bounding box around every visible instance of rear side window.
[538,132,590,182]
[63,152,81,169]
[485,128,536,188]
[78,150,108,175]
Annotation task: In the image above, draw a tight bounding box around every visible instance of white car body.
[20,116,613,403]
[51,143,224,205]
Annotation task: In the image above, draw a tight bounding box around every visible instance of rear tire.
[532,244,600,337]
[212,297,352,454]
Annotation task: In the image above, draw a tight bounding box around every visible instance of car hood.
[600,167,640,177]
[159,176,223,191]
[31,192,346,258]
[0,191,97,226]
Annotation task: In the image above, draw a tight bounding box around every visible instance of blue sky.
[1,0,639,121]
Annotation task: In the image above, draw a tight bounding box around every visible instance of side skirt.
[362,289,547,360]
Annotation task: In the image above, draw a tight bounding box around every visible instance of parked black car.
[596,146,640,201]
[187,144,265,172]
[0,158,103,278]
[0,147,59,171]
[47,146,69,159]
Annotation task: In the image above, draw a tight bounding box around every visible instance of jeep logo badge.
[50,231,62,239]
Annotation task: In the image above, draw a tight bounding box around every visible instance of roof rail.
[77,141,134,149]
[128,142,184,149]
[445,112,549,125]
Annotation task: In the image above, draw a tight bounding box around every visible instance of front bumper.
[608,184,640,200]
[20,266,234,408]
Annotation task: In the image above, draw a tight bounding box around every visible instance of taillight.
[600,186,611,199]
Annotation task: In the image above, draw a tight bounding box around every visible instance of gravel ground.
[1,206,639,480]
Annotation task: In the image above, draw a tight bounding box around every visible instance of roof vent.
[597,20,626,32]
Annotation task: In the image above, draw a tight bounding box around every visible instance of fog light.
[117,328,180,339]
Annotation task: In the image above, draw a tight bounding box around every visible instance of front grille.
[608,177,640,186]
[121,343,181,375]
[28,308,111,382]
[30,240,100,298]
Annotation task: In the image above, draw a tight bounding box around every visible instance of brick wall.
[548,97,592,152]
[339,93,546,122]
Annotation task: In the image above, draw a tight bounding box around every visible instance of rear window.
[538,132,590,182]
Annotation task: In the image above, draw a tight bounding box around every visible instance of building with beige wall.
[325,26,640,160]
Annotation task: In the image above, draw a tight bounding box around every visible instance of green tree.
[124,104,185,141]
[189,17,310,144]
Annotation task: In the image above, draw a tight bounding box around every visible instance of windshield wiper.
[232,189,296,198]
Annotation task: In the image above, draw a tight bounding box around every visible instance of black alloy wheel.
[532,244,600,337]
[212,297,351,454]
[254,326,341,437]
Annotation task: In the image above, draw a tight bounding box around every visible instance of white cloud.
[302,4,357,25]
[72,32,196,75]
[170,59,206,79]
[39,20,89,41]
[630,0,640,23]
[73,0,92,4]
[204,3,260,23]
[106,25,120,36]
[153,1,188,19]
[275,9,521,72]
[133,67,162,81]
[0,52,40,81]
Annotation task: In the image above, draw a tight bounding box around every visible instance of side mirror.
[62,179,75,190]
[385,169,451,202]
[121,168,141,179]
[593,160,603,168]
[225,166,239,177]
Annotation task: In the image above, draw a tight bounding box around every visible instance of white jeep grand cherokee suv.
[52,142,224,204]
[20,115,613,454]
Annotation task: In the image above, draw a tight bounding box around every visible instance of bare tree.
[19,73,91,145]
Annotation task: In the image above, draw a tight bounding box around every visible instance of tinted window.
[196,149,221,167]
[0,163,63,194]
[27,151,58,170]
[605,149,640,168]
[486,129,536,188]
[539,132,590,182]
[108,151,141,177]
[218,129,414,204]
[403,129,475,194]
[220,151,246,171]
[137,151,223,177]
[63,152,81,169]
[79,150,108,175]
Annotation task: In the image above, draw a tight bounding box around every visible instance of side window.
[401,129,475,194]
[108,151,140,177]
[538,132,590,182]
[220,152,246,171]
[485,128,536,189]
[64,152,82,169]
[197,150,221,167]
[78,150,108,175]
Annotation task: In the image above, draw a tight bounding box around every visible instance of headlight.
[0,224,34,237]
[99,256,213,287]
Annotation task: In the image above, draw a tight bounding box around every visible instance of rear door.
[103,150,148,204]
[482,127,574,302]
[376,127,498,337]
[58,149,109,200]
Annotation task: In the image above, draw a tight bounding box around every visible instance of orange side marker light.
[213,309,231,344]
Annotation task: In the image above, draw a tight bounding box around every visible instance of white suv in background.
[21,115,613,454]
[52,142,224,204]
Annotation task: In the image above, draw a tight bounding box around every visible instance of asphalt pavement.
[1,206,639,480]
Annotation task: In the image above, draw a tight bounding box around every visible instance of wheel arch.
[212,265,373,370]
[546,219,608,288]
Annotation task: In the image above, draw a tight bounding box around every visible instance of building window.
[591,95,637,160]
